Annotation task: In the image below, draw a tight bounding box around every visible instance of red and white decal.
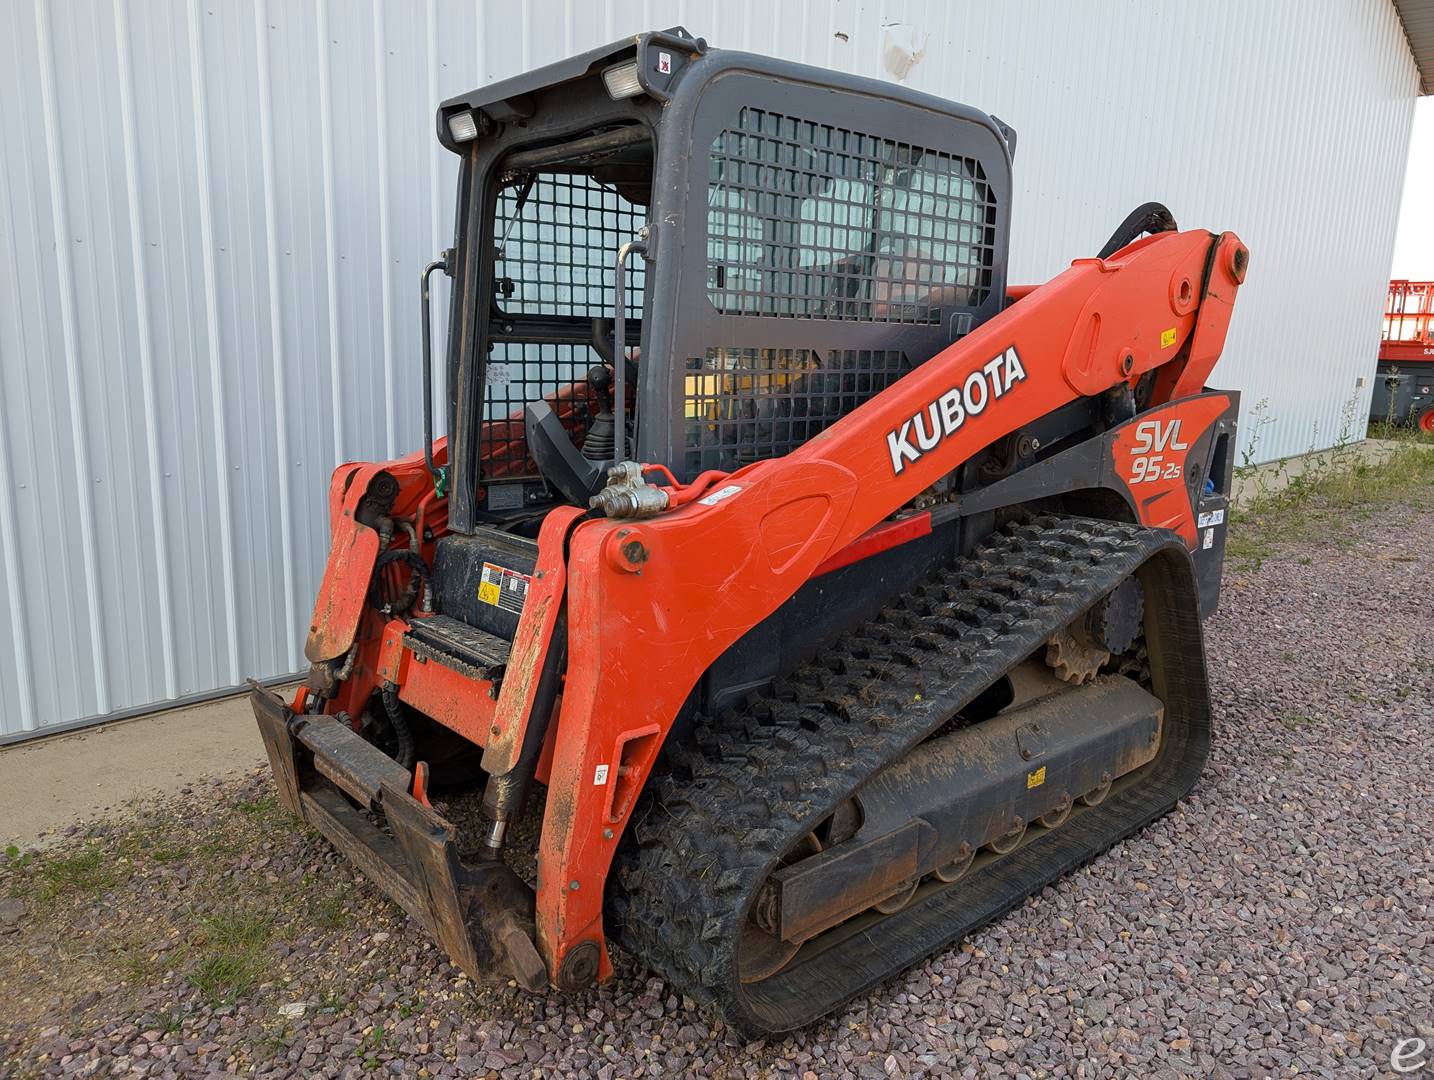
[1127,418,1190,485]
[1111,395,1231,546]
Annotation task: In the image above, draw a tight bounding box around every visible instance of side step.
[251,689,545,990]
[403,614,513,683]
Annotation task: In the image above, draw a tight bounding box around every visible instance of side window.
[705,107,996,323]
[687,101,1002,477]
[798,177,875,268]
[481,161,650,481]
[870,162,990,319]
[683,348,911,473]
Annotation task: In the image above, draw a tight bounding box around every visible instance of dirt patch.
[0,695,265,851]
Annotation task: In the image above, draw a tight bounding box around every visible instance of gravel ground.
[2,492,1432,1078]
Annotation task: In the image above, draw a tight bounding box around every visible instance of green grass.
[235,794,280,821]
[112,937,165,985]
[1228,427,1434,568]
[1278,712,1314,732]
[317,984,350,1014]
[357,1024,389,1067]
[312,890,348,930]
[114,829,192,865]
[33,844,122,901]
[153,1007,187,1036]
[1,776,379,1040]
[188,906,276,1006]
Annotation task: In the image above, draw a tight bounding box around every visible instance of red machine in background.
[1372,280,1434,432]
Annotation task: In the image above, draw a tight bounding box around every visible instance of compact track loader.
[253,28,1247,1035]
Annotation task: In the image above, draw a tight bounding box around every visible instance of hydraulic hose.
[479,612,568,857]
[369,548,430,617]
[380,683,416,771]
[1097,202,1178,260]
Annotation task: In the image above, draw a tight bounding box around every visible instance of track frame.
[615,515,1211,1035]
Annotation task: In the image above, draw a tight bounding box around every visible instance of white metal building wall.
[0,0,1419,738]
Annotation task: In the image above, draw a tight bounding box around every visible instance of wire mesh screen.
[684,348,911,473]
[480,168,648,484]
[494,171,647,317]
[480,343,594,482]
[707,108,996,322]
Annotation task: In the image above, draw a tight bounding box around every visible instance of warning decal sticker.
[478,562,531,615]
[698,484,743,507]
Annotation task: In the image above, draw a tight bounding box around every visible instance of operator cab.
[432,28,1014,534]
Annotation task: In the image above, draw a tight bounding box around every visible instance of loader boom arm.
[516,227,1248,985]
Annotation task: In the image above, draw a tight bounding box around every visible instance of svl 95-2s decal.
[1112,395,1232,545]
[1127,418,1190,484]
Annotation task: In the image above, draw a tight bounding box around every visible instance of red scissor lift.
[1371,280,1434,433]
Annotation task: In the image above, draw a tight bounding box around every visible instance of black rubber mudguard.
[613,516,1211,1037]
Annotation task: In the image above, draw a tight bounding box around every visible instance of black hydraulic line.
[590,317,615,364]
[478,613,568,855]
[369,548,430,617]
[476,508,596,856]
[380,683,416,771]
[1097,202,1178,260]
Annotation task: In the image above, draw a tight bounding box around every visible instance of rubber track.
[612,515,1212,1037]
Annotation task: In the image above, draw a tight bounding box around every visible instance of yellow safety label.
[1160,327,1178,349]
[1026,766,1046,789]
[477,561,531,615]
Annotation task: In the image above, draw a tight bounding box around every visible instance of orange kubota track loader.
[252,29,1247,1036]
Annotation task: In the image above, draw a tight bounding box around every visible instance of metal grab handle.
[421,255,450,494]
[612,237,647,463]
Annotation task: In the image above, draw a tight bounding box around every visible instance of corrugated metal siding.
[0,0,1419,737]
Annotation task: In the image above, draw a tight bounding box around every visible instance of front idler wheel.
[738,832,821,984]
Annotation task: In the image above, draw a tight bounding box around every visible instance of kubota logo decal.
[887,346,1027,475]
